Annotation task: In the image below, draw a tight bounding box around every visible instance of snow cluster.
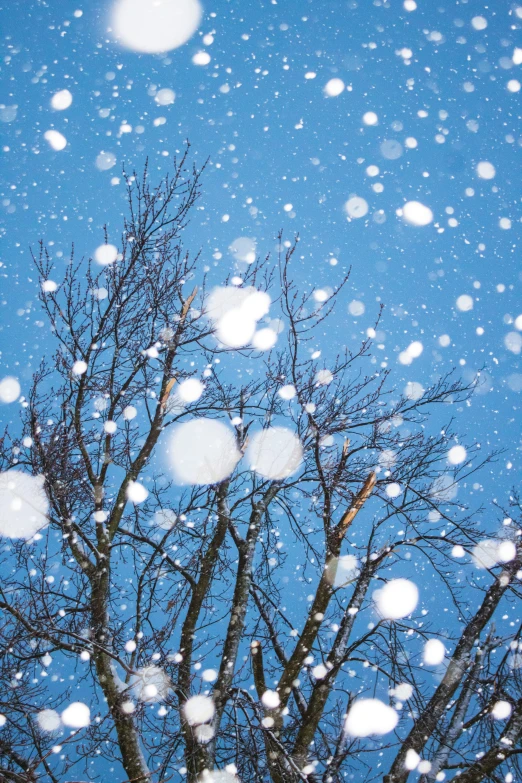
[0,471,49,539]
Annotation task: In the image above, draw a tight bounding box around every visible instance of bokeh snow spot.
[246,427,303,480]
[112,0,202,53]
[167,419,241,485]
[344,698,398,737]
[0,471,49,539]
[374,578,419,620]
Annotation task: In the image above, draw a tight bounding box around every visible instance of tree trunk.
[91,573,150,783]
[448,698,522,783]
[291,562,375,767]
[178,485,230,783]
[423,644,486,783]
[385,555,521,783]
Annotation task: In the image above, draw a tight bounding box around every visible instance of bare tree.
[0,152,520,783]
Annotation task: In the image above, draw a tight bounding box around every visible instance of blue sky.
[1,0,522,779]
[1,1,520,509]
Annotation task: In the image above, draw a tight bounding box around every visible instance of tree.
[0,152,521,783]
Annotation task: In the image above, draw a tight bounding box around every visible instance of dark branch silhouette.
[0,154,520,783]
